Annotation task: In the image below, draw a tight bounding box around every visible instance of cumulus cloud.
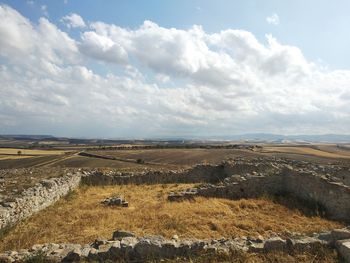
[79,31,128,64]
[266,13,280,25]
[0,4,350,137]
[61,13,86,28]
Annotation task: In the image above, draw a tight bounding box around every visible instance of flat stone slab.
[101,196,128,207]
[336,239,350,262]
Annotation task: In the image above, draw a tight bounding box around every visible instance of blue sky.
[0,1,350,137]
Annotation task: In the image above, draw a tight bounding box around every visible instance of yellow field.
[0,184,343,252]
[262,146,350,159]
[0,155,34,160]
[0,148,68,156]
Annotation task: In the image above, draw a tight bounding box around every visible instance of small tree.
[17,150,22,156]
[136,158,144,164]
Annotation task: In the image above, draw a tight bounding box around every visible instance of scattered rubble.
[101,196,128,207]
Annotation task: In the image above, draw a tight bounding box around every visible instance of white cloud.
[79,31,128,64]
[61,13,86,28]
[1,4,350,137]
[41,5,48,17]
[266,13,280,25]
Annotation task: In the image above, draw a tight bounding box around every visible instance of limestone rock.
[264,237,287,252]
[336,239,350,262]
[113,230,136,240]
[63,248,82,262]
[331,228,350,242]
[290,237,325,251]
[101,196,128,207]
[0,255,14,263]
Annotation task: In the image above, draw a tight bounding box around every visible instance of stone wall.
[173,169,350,223]
[282,170,350,222]
[81,163,227,185]
[1,227,350,262]
[2,157,350,232]
[0,173,82,230]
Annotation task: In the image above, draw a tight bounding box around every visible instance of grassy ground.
[0,184,344,252]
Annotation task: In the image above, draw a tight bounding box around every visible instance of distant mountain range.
[220,133,350,143]
[1,133,350,143]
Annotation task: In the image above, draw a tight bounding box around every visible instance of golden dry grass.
[0,184,344,252]
[0,148,68,156]
[0,155,33,160]
[262,146,350,159]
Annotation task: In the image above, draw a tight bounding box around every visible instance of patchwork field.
[261,145,350,159]
[0,184,344,252]
[2,144,350,169]
[88,148,256,166]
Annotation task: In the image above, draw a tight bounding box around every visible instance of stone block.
[336,239,350,262]
[112,230,136,240]
[264,237,287,252]
[331,228,350,242]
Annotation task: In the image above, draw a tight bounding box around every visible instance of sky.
[0,0,350,138]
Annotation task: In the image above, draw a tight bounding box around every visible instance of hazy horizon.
[1,1,350,137]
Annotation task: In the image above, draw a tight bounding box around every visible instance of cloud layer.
[0,5,350,137]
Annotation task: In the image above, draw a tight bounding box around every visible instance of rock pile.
[168,188,198,201]
[101,196,128,207]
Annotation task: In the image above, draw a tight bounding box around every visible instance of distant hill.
[223,133,350,143]
[1,133,350,143]
[0,135,54,140]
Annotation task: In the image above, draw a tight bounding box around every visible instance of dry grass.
[0,148,68,156]
[0,184,344,252]
[0,155,33,160]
